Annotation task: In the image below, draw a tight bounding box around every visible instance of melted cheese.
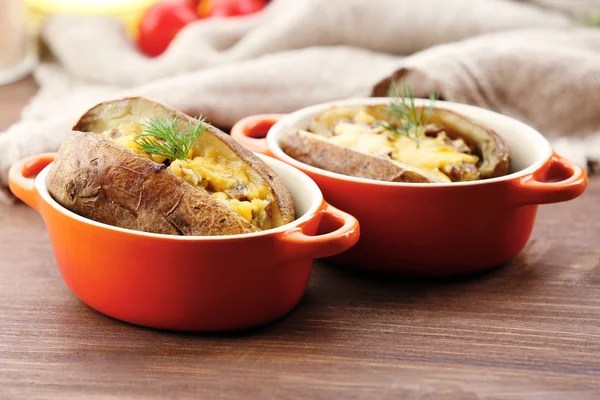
[330,123,393,158]
[322,112,479,182]
[392,136,479,171]
[103,124,273,227]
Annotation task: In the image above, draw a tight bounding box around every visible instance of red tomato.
[137,0,200,57]
[197,0,267,18]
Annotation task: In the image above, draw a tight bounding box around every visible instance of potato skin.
[72,97,295,229]
[423,108,510,178]
[54,96,296,234]
[281,129,439,183]
[47,132,260,236]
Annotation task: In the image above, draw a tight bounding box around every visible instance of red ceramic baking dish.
[8,153,359,332]
[231,98,588,275]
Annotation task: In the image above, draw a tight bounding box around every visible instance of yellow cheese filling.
[101,125,274,227]
[315,108,479,182]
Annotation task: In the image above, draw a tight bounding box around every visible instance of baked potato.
[47,97,295,236]
[281,103,510,183]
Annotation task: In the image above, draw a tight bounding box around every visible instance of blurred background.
[2,0,275,83]
[0,0,599,189]
[1,0,598,85]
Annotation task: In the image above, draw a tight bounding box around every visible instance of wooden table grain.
[1,78,599,400]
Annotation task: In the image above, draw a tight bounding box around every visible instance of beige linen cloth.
[1,0,600,203]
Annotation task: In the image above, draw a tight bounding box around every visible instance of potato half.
[282,129,441,183]
[47,97,295,236]
[282,104,510,183]
[423,108,510,179]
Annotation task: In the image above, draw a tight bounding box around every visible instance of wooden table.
[1,78,599,400]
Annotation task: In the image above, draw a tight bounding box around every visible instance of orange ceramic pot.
[230,98,589,275]
[9,153,359,332]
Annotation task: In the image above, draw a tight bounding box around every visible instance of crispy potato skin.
[61,97,296,236]
[47,132,261,236]
[422,108,510,178]
[73,97,295,229]
[281,129,437,183]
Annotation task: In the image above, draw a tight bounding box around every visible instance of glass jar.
[0,0,37,85]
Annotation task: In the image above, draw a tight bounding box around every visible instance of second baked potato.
[281,102,510,183]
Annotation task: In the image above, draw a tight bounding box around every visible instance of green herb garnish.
[134,116,208,161]
[383,81,439,148]
[581,11,600,26]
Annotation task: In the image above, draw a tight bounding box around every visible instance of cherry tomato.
[196,0,267,18]
[137,0,200,57]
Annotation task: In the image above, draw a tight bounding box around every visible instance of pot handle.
[277,202,360,260]
[230,114,285,155]
[511,152,588,206]
[8,153,56,212]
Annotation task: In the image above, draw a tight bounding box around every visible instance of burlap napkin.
[1,0,599,204]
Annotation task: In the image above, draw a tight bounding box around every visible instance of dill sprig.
[383,81,439,148]
[134,116,208,161]
[582,11,600,26]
